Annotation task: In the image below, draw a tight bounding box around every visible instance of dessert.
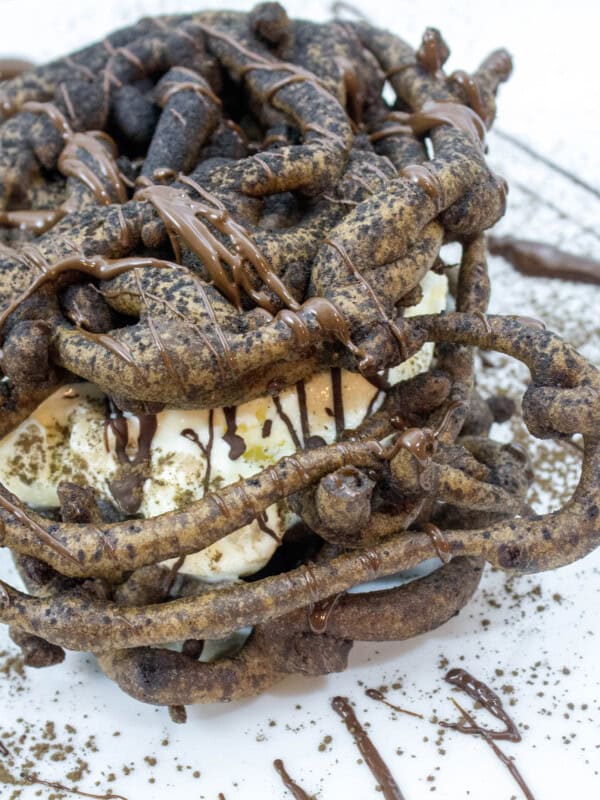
[0,4,597,717]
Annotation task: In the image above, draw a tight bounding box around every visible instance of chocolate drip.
[59,131,128,205]
[76,328,145,380]
[365,688,424,720]
[0,254,178,333]
[449,70,486,124]
[261,418,273,438]
[181,410,215,492]
[373,102,485,148]
[296,380,310,445]
[416,29,448,76]
[0,494,79,567]
[256,511,279,541]
[488,236,600,286]
[158,79,221,108]
[325,238,407,362]
[444,668,520,741]
[422,522,452,563]
[400,163,443,209]
[137,181,298,312]
[308,592,342,633]
[19,102,127,204]
[511,315,546,331]
[330,367,345,438]
[331,696,406,800]
[222,406,246,460]
[22,773,127,800]
[441,669,535,800]
[104,402,157,513]
[273,759,311,800]
[0,205,70,234]
[273,395,302,449]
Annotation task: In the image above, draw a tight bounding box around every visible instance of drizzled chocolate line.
[325,238,407,361]
[331,696,406,800]
[22,773,128,800]
[308,592,343,634]
[273,759,311,800]
[422,523,452,564]
[0,494,79,567]
[441,669,535,800]
[488,236,600,285]
[330,367,345,438]
[273,395,302,450]
[365,688,424,720]
[222,406,246,460]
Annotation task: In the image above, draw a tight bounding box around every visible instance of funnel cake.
[0,5,598,714]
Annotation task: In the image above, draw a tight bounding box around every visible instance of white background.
[0,2,599,799]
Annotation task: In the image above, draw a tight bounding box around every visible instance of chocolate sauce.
[104,404,157,512]
[416,29,447,76]
[222,406,246,460]
[331,696,406,800]
[158,79,221,108]
[422,522,452,564]
[308,592,343,634]
[441,669,535,800]
[17,101,127,204]
[0,205,69,234]
[273,395,302,449]
[261,418,273,438]
[295,380,310,446]
[365,688,424,720]
[0,254,178,334]
[325,238,407,361]
[273,759,311,800]
[0,493,79,566]
[488,236,600,285]
[330,367,345,438]
[138,181,298,313]
[449,70,486,124]
[408,101,486,146]
[23,774,127,800]
[256,511,279,541]
[0,738,9,756]
[59,131,128,205]
[400,163,443,209]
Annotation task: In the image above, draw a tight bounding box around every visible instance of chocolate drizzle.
[325,238,407,362]
[449,70,486,124]
[0,493,79,567]
[400,163,444,210]
[17,101,128,204]
[273,759,311,800]
[222,406,246,460]
[365,688,424,720]
[422,522,452,563]
[273,395,302,449]
[308,592,343,634]
[330,367,345,438]
[331,696,406,800]
[488,236,600,285]
[296,380,310,445]
[22,774,128,800]
[104,401,157,513]
[441,669,535,800]
[181,409,215,492]
[0,254,178,334]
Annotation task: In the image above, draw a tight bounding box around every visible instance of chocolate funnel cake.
[0,4,598,713]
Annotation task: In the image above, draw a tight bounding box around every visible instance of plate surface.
[0,1,598,798]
